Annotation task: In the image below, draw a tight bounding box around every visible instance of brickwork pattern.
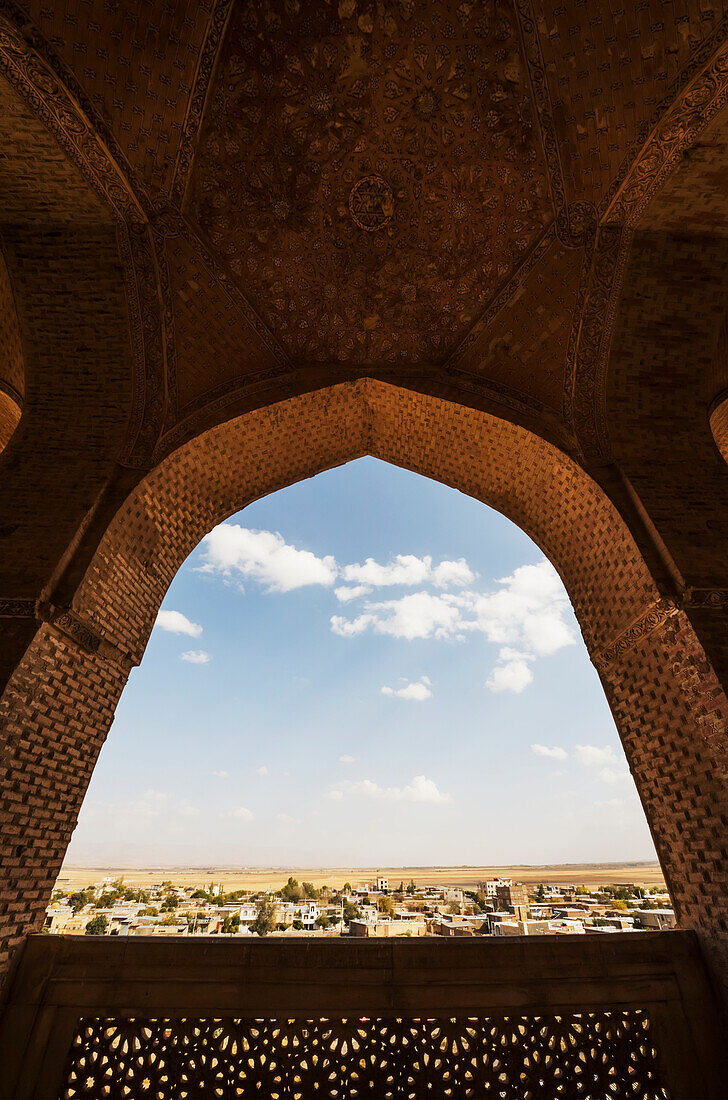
[602,611,728,998]
[0,70,111,226]
[0,227,133,598]
[607,230,728,586]
[537,0,728,208]
[0,624,128,986]
[449,234,583,414]
[1,381,728,1012]
[166,227,284,414]
[74,382,657,665]
[0,382,671,985]
[22,0,216,197]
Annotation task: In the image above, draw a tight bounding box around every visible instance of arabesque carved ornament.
[189,0,553,365]
[593,599,680,672]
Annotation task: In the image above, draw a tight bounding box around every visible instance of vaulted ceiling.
[1,0,728,676]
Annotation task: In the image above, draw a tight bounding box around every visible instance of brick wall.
[1,380,727,1011]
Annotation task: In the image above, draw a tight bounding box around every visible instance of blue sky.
[65,458,657,867]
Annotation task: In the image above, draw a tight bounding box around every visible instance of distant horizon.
[60,859,662,872]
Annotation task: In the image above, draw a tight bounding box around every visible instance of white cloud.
[212,770,229,778]
[341,554,474,589]
[471,562,574,656]
[155,610,202,637]
[229,806,253,821]
[531,744,569,760]
[574,744,615,767]
[599,766,632,787]
[330,559,573,692]
[277,812,296,823]
[339,754,356,764]
[487,651,533,693]
[382,677,433,701]
[256,766,268,776]
[431,559,475,588]
[181,650,211,664]
[200,524,337,592]
[332,592,464,641]
[328,775,451,804]
[334,585,372,602]
[574,745,632,787]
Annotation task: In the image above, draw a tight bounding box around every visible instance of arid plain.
[57,862,666,893]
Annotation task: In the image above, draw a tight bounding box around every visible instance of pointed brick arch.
[1,381,727,1003]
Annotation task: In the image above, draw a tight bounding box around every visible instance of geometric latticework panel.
[61,1012,669,1099]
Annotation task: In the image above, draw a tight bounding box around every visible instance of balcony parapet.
[0,930,723,1099]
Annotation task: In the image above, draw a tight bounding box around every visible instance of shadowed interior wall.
[0,247,23,453]
[1,380,727,1008]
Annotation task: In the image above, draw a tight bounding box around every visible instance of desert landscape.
[56,861,666,894]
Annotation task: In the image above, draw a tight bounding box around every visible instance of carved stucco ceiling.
[188,0,554,366]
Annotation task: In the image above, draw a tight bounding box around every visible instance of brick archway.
[2,380,727,1003]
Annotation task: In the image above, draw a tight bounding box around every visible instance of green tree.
[221,913,240,934]
[343,901,361,924]
[250,898,277,937]
[611,899,628,911]
[85,915,108,936]
[315,914,330,929]
[406,880,416,895]
[69,888,94,913]
[377,896,395,916]
[139,907,159,917]
[302,882,319,899]
[343,882,352,893]
[292,919,304,930]
[162,894,179,911]
[280,876,304,903]
[536,884,545,900]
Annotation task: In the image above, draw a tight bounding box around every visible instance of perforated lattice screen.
[61,1011,669,1099]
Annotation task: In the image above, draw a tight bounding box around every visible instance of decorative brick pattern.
[21,0,218,197]
[537,0,728,208]
[0,624,128,986]
[7,381,728,1007]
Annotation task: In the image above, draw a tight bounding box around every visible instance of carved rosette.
[683,588,728,610]
[556,203,597,249]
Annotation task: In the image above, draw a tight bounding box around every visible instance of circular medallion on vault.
[348,175,394,231]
